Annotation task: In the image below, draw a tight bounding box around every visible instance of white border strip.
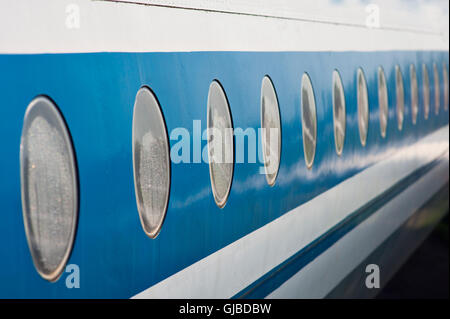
[268,154,449,298]
[0,0,448,54]
[114,0,448,35]
[133,125,449,299]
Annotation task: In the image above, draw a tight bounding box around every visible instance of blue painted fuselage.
[0,50,448,298]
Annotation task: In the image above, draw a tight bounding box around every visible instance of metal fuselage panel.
[0,50,448,298]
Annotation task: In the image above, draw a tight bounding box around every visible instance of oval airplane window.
[132,86,171,238]
[207,80,234,208]
[422,64,430,119]
[20,96,79,282]
[378,67,388,138]
[395,65,405,131]
[433,62,440,115]
[410,64,419,124]
[332,70,346,155]
[301,73,317,169]
[261,76,281,186]
[357,68,369,146]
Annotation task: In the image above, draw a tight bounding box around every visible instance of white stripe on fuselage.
[0,0,448,54]
[268,151,449,298]
[133,125,449,299]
